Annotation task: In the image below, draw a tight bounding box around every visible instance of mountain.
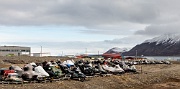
[124,34,180,56]
[104,47,129,54]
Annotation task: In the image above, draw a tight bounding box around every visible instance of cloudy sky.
[0,0,180,55]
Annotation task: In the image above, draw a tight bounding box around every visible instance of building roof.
[0,46,30,48]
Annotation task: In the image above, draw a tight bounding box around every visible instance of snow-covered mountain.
[105,47,129,54]
[144,34,180,45]
[124,34,180,56]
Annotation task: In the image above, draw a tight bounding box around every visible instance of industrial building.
[0,46,31,56]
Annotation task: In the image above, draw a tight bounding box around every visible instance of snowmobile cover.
[66,60,74,67]
[63,60,74,68]
[23,64,44,78]
[34,66,49,77]
[10,65,23,76]
[102,64,124,73]
[30,62,37,67]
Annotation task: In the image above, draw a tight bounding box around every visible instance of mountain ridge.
[144,34,180,45]
[123,34,180,56]
[105,47,129,54]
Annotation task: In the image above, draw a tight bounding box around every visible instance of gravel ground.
[0,56,180,89]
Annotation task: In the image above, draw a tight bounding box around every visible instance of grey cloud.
[0,0,180,37]
[135,22,180,36]
[0,0,160,26]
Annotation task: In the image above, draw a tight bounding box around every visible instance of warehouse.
[0,46,31,56]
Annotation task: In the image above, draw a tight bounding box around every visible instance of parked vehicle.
[76,61,95,76]
[70,67,86,82]
[22,64,47,81]
[9,65,23,77]
[3,70,15,76]
[43,64,64,79]
[102,64,124,74]
[4,73,23,82]
[0,68,15,81]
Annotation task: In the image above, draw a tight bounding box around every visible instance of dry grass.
[0,56,180,89]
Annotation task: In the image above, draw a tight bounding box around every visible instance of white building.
[0,46,31,56]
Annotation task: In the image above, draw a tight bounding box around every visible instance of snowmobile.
[102,64,124,74]
[59,64,86,82]
[43,64,64,79]
[62,60,75,68]
[22,63,49,81]
[9,65,23,77]
[122,63,137,72]
[4,73,23,82]
[97,63,108,75]
[119,61,137,73]
[0,68,8,81]
[70,67,86,82]
[0,69,22,82]
[77,61,95,76]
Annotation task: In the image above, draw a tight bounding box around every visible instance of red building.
[102,53,122,59]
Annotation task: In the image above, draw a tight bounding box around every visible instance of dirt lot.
[0,56,180,89]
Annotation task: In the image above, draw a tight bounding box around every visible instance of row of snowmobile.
[128,60,171,65]
[0,59,137,83]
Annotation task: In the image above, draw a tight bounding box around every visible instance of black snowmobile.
[59,64,86,82]
[77,61,95,76]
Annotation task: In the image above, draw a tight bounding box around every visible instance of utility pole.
[85,48,87,55]
[61,51,63,57]
[135,50,137,60]
[98,51,99,58]
[40,46,42,57]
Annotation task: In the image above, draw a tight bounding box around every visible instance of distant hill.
[104,47,129,54]
[123,34,180,56]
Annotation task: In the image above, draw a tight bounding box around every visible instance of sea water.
[143,56,180,61]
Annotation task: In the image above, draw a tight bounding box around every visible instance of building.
[32,52,51,57]
[0,46,31,56]
[32,53,41,57]
[102,53,122,59]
